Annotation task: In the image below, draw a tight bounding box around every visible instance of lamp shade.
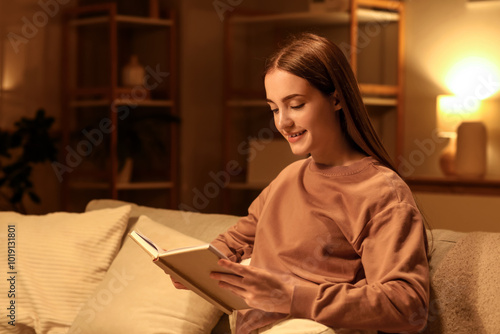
[436,95,483,137]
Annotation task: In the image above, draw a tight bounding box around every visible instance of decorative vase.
[455,122,487,178]
[121,55,145,87]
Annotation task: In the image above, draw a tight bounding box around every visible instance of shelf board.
[70,15,173,27]
[362,96,397,106]
[228,177,500,194]
[226,182,268,190]
[115,99,174,107]
[72,87,109,97]
[405,176,500,196]
[226,99,269,107]
[359,83,398,96]
[117,182,175,190]
[230,9,399,25]
[70,99,174,108]
[69,181,174,190]
[226,97,397,108]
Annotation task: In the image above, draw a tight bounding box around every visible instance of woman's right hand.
[170,276,188,290]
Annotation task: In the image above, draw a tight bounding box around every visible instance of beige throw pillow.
[68,215,223,334]
[0,205,131,334]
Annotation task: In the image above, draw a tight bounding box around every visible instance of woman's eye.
[270,108,279,114]
[291,103,305,110]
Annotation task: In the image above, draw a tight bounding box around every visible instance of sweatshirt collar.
[308,155,376,176]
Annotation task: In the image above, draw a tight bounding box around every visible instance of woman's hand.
[210,259,294,314]
[170,276,188,290]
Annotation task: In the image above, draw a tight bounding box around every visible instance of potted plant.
[0,109,58,213]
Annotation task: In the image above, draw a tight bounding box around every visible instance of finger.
[173,282,188,289]
[218,259,250,276]
[212,272,248,296]
[170,277,188,290]
[210,271,243,285]
[217,279,247,297]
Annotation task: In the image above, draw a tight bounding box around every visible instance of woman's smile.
[285,130,307,143]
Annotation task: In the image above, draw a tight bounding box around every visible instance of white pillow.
[257,318,375,334]
[68,215,223,334]
[85,199,240,243]
[0,205,131,334]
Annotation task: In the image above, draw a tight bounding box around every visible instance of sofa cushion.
[68,215,223,334]
[0,205,131,334]
[426,229,466,277]
[424,231,500,333]
[85,199,239,243]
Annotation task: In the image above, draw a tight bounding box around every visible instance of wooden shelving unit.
[221,0,405,214]
[60,3,178,211]
[406,176,500,196]
[69,181,175,190]
[69,14,174,27]
[228,8,399,25]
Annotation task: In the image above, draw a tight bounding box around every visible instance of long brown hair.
[264,32,397,174]
[264,33,432,254]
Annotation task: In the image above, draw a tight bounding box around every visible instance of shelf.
[359,84,398,96]
[363,97,397,106]
[222,2,405,214]
[69,181,175,190]
[405,176,500,196]
[61,4,179,211]
[117,182,175,190]
[226,99,268,108]
[226,96,397,108]
[70,15,173,27]
[230,9,399,25]
[70,99,174,108]
[226,182,269,190]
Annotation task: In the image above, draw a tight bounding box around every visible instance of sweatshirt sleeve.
[211,185,271,263]
[290,202,430,333]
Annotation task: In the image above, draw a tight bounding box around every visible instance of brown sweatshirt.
[211,156,429,334]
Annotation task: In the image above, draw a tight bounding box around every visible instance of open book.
[129,230,250,314]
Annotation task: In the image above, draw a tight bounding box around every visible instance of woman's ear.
[331,91,342,112]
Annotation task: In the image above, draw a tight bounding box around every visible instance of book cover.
[129,230,250,314]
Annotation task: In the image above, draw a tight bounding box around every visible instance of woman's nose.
[276,110,293,130]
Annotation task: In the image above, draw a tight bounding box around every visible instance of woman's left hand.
[210,259,294,314]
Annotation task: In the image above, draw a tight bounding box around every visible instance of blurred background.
[1,0,499,232]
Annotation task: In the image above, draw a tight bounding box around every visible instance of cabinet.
[60,3,178,211]
[222,0,405,214]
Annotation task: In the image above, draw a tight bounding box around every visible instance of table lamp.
[436,95,487,178]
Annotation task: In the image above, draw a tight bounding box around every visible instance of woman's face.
[265,69,343,164]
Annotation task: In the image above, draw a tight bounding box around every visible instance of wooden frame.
[61,4,178,211]
[352,0,405,160]
[221,3,406,213]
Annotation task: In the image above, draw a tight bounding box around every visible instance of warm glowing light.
[438,95,481,115]
[2,76,16,91]
[436,95,483,136]
[445,57,500,99]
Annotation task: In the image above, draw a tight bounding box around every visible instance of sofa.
[0,199,499,334]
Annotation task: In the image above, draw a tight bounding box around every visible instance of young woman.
[177,33,430,334]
